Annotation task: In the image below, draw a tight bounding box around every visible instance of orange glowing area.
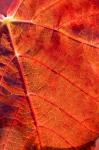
[0,0,99,150]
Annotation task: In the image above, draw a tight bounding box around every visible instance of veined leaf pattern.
[0,0,99,150]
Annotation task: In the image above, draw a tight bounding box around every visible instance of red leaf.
[0,0,99,149]
[0,0,13,16]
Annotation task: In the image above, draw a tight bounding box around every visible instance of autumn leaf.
[0,0,99,150]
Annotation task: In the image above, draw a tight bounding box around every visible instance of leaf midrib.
[6,23,43,150]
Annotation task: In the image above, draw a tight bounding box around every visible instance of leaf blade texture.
[0,0,99,150]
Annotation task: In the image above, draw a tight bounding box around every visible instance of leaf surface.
[0,0,99,150]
